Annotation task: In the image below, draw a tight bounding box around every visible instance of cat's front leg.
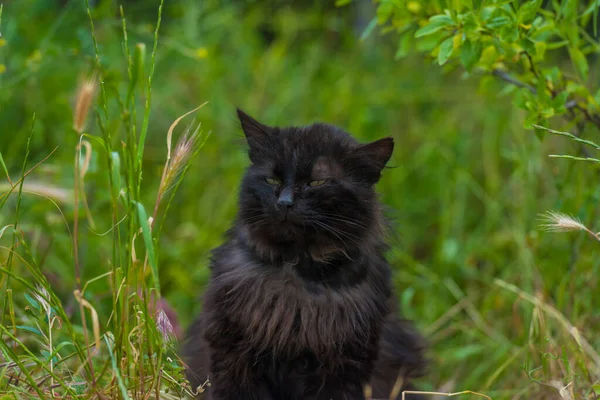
[208,360,272,400]
[207,341,273,400]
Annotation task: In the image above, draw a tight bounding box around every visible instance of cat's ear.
[237,109,275,162]
[237,108,273,141]
[348,137,394,184]
[355,137,394,169]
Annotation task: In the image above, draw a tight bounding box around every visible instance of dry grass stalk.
[494,278,600,375]
[549,380,574,400]
[402,390,492,399]
[73,289,101,355]
[0,182,71,204]
[389,368,406,399]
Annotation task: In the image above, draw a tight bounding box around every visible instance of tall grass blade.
[0,151,10,185]
[1,114,34,334]
[136,201,159,292]
[137,0,164,169]
[105,334,131,400]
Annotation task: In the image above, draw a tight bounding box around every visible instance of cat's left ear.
[348,137,394,184]
[237,108,273,141]
[236,109,275,162]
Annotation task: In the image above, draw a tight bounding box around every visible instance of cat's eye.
[265,177,281,186]
[309,179,327,187]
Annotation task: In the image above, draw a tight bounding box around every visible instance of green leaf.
[448,344,486,361]
[519,38,536,55]
[15,325,42,336]
[400,287,415,312]
[569,47,589,80]
[135,201,159,292]
[40,350,58,364]
[518,0,542,24]
[534,41,546,58]
[524,113,545,129]
[24,293,41,312]
[0,151,9,184]
[110,151,121,200]
[551,91,569,114]
[544,66,561,84]
[48,341,76,360]
[360,18,378,42]
[534,126,545,141]
[561,0,578,19]
[545,40,569,50]
[395,32,412,60]
[486,16,512,29]
[461,12,478,35]
[415,30,446,52]
[485,5,515,30]
[460,39,482,72]
[502,25,520,42]
[0,225,14,240]
[376,2,394,24]
[438,37,455,65]
[415,15,454,38]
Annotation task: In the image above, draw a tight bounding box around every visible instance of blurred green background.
[1,0,599,398]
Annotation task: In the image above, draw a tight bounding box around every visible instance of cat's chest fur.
[206,240,391,360]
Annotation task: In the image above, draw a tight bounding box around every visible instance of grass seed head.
[539,211,587,233]
[73,75,98,134]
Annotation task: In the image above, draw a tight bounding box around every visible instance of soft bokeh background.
[1,0,599,398]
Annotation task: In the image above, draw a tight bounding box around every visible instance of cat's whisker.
[317,215,370,229]
[312,219,362,241]
[306,220,347,245]
[313,212,371,226]
[308,220,360,246]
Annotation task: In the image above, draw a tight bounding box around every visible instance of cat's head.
[236,109,393,260]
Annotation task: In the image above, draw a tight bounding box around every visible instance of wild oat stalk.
[539,211,600,242]
[153,103,208,223]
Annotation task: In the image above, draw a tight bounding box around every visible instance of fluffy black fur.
[183,110,426,399]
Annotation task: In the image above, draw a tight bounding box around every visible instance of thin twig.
[491,69,578,109]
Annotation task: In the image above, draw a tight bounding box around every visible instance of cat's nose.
[277,188,295,209]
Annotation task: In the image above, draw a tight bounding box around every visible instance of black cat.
[183,110,426,400]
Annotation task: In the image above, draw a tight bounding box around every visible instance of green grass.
[0,0,599,399]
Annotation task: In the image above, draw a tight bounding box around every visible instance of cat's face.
[236,109,393,256]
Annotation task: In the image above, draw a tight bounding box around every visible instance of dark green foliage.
[366,0,600,130]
